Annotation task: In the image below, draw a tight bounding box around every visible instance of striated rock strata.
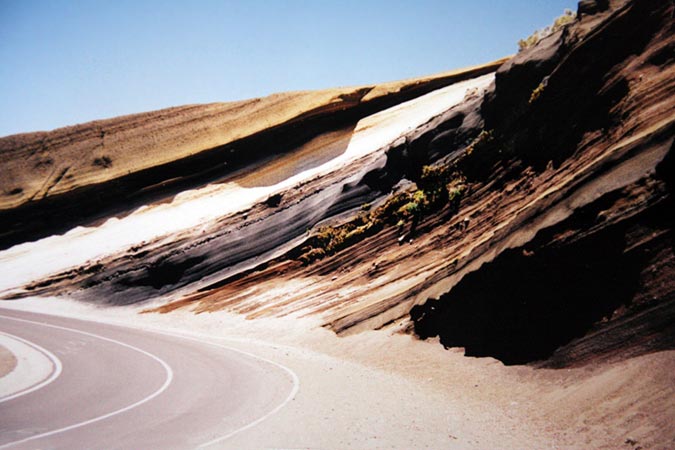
[0,62,503,249]
[1,0,674,369]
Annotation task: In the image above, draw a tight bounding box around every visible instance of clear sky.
[0,0,577,137]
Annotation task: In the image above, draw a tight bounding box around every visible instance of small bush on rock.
[518,9,576,52]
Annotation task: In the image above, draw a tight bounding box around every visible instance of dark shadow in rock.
[1,63,500,251]
[233,125,355,189]
[411,224,644,365]
[123,255,207,292]
[479,0,665,174]
[413,138,675,367]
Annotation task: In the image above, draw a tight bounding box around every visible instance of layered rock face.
[0,73,498,301]
[0,62,502,249]
[1,0,673,368]
[409,0,675,365]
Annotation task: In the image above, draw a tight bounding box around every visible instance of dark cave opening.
[127,255,208,292]
[410,225,643,365]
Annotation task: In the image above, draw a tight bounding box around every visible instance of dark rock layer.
[0,63,502,250]
[410,0,675,365]
[5,0,674,370]
[107,0,675,370]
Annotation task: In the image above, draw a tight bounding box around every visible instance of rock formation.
[1,0,673,370]
[0,62,502,248]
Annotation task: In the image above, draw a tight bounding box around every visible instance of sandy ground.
[1,59,506,212]
[2,297,673,449]
[0,328,59,399]
[0,344,17,378]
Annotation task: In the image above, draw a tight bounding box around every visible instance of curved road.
[0,308,298,449]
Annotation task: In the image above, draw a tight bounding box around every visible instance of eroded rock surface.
[0,61,503,248]
[1,0,673,371]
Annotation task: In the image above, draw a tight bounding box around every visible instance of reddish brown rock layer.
[6,0,674,368]
[0,61,504,249]
[153,0,675,366]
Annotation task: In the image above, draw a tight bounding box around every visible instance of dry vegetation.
[518,9,576,51]
[296,164,466,265]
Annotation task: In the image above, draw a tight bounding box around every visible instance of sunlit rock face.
[0,66,499,299]
[0,63,502,248]
[1,0,673,368]
[409,0,675,365]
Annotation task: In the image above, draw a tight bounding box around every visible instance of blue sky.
[0,0,576,137]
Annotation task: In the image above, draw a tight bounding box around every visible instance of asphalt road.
[0,308,298,449]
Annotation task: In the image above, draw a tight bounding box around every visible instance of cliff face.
[410,0,675,366]
[1,0,673,368]
[0,61,503,249]
[0,74,497,301]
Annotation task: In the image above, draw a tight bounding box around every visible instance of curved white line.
[0,311,301,448]
[0,331,63,403]
[0,315,174,450]
[147,330,300,448]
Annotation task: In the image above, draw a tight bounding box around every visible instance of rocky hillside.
[0,62,502,248]
[1,0,673,369]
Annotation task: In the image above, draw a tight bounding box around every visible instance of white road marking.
[0,314,174,449]
[145,330,300,448]
[0,311,301,448]
[0,330,63,403]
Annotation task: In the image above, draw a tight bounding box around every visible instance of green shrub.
[298,247,326,265]
[518,9,576,52]
[553,9,576,29]
[518,34,541,52]
[449,185,465,202]
[529,81,546,104]
[466,130,495,156]
[399,201,420,217]
[297,161,469,264]
[413,190,427,204]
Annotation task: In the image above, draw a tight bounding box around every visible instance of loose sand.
[2,297,673,449]
[0,328,60,399]
[0,344,17,378]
